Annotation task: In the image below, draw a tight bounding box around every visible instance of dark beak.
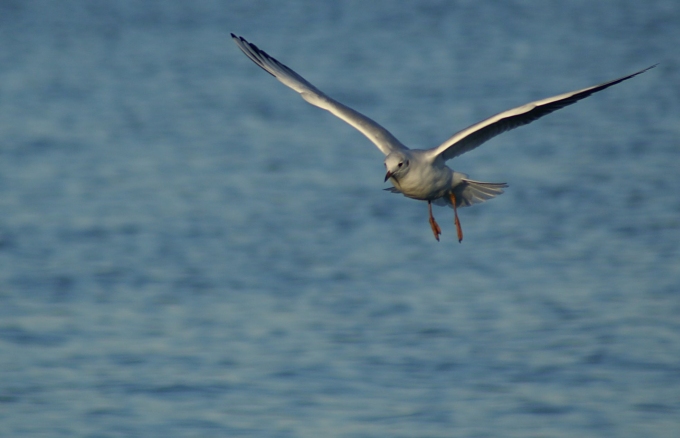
[384,170,393,182]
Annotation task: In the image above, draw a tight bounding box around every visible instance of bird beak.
[384,170,393,182]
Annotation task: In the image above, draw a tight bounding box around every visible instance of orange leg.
[428,201,441,241]
[449,193,463,243]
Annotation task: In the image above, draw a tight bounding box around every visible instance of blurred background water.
[1,1,679,437]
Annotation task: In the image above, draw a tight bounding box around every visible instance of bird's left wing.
[232,34,408,156]
[426,65,656,162]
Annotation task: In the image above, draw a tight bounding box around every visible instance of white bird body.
[231,34,654,242]
[385,150,453,201]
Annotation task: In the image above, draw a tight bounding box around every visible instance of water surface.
[1,1,679,437]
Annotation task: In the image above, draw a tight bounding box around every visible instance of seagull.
[231,34,654,242]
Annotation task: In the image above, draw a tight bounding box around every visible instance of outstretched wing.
[232,34,408,156]
[427,65,656,162]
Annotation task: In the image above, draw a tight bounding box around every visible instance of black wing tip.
[601,63,657,90]
[230,34,280,79]
[231,34,267,59]
[231,33,246,45]
[231,33,253,49]
[617,63,657,83]
[231,34,256,51]
[633,63,658,76]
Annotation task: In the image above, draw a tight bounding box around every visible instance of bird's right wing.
[232,34,408,156]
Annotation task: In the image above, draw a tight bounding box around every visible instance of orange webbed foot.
[428,201,441,241]
[449,193,463,243]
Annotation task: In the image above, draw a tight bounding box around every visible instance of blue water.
[1,1,679,437]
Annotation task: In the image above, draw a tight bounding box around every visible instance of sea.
[1,1,679,437]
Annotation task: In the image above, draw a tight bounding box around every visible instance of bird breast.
[395,163,453,201]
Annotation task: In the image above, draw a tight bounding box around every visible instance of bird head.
[384,151,410,182]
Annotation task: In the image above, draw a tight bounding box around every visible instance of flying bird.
[231,34,654,242]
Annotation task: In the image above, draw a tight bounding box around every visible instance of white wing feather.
[427,65,656,162]
[232,34,408,156]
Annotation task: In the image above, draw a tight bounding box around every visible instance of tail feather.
[384,178,507,208]
[453,178,508,207]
